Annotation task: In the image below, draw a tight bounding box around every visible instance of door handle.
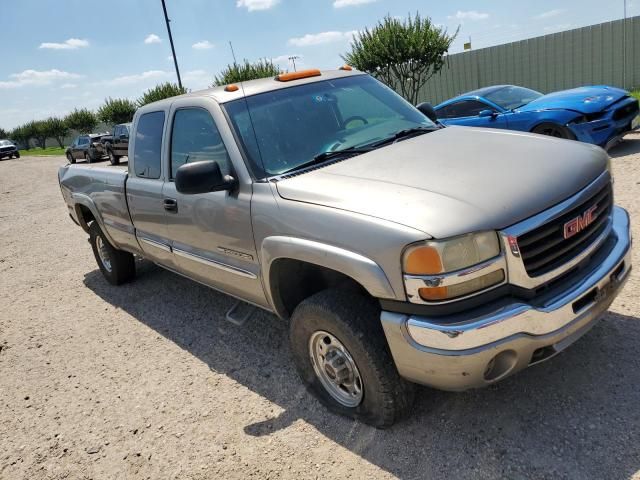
[163,198,178,212]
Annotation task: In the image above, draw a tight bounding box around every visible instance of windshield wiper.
[372,126,438,147]
[280,146,373,175]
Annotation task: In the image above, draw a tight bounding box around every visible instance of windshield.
[0,140,13,146]
[224,75,434,177]
[484,86,543,110]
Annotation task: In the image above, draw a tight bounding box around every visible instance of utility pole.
[288,55,300,72]
[623,0,627,88]
[161,0,183,89]
[229,41,238,65]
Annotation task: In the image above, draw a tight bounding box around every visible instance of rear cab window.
[133,111,165,179]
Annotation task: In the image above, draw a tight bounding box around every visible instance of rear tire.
[89,222,135,285]
[289,289,415,428]
[85,152,92,164]
[531,122,575,140]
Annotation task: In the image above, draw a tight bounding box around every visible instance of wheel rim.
[309,330,363,407]
[95,236,112,272]
[538,126,564,138]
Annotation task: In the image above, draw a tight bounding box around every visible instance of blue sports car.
[434,85,640,149]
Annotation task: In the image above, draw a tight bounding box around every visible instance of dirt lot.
[1,136,640,480]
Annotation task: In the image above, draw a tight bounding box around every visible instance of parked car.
[0,139,19,159]
[100,123,131,165]
[58,69,631,427]
[65,134,108,164]
[435,84,640,149]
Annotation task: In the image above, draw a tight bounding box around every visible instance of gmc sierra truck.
[58,68,632,428]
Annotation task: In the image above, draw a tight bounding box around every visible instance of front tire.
[66,152,75,164]
[108,148,120,165]
[89,222,135,285]
[531,122,575,140]
[14,152,20,158]
[85,152,93,164]
[289,289,415,428]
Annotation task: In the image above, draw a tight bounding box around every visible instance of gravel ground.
[1,136,640,480]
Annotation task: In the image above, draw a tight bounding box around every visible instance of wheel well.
[75,204,95,232]
[269,259,369,319]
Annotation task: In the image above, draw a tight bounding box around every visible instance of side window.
[170,108,231,179]
[134,111,165,179]
[113,126,120,137]
[80,137,89,146]
[453,100,492,118]
[436,104,456,119]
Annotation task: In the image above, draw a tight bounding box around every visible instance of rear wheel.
[289,289,415,428]
[89,222,135,285]
[531,122,575,140]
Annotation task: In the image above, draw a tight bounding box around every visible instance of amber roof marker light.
[224,84,239,92]
[275,69,322,82]
[339,65,353,71]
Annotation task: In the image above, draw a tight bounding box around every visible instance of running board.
[225,301,255,326]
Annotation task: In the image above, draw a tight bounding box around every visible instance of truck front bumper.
[381,206,632,391]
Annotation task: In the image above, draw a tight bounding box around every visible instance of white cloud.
[60,83,78,89]
[144,34,162,44]
[448,10,489,21]
[0,69,83,89]
[288,31,358,47]
[236,0,279,11]
[192,40,214,50]
[333,0,377,7]
[535,9,565,19]
[38,38,89,50]
[183,70,211,90]
[102,70,171,86]
[543,23,573,32]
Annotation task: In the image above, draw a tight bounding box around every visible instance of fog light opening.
[483,350,518,382]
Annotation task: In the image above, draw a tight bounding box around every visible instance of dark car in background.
[65,134,107,164]
[0,140,19,159]
[100,123,130,165]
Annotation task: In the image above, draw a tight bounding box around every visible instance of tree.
[0,127,7,139]
[137,82,187,107]
[97,97,137,125]
[10,125,30,148]
[65,108,98,134]
[43,117,70,148]
[26,120,48,149]
[212,59,282,86]
[342,13,457,105]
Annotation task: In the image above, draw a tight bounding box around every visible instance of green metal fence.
[418,16,640,105]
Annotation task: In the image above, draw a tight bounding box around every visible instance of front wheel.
[89,222,135,285]
[108,149,120,165]
[66,152,75,164]
[289,289,415,428]
[531,122,575,140]
[14,152,20,158]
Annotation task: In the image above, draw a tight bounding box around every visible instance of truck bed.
[58,164,139,254]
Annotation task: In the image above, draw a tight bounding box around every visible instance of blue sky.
[0,0,637,130]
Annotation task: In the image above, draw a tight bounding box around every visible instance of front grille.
[0,146,14,152]
[517,182,613,277]
[612,99,639,121]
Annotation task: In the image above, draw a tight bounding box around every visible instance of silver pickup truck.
[59,68,632,428]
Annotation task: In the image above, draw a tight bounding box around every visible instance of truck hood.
[275,127,607,238]
[518,85,628,114]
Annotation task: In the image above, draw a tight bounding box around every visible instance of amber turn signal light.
[404,246,443,275]
[224,84,239,92]
[275,69,322,82]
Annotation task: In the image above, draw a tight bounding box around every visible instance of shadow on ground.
[84,260,640,479]
[609,133,640,158]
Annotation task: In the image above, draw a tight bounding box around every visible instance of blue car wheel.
[531,122,575,140]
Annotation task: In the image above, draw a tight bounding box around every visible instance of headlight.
[403,232,505,302]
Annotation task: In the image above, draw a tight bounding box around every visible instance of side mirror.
[175,160,236,195]
[479,109,497,118]
[416,102,438,123]
[119,134,128,140]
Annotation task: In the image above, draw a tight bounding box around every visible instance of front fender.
[261,236,398,310]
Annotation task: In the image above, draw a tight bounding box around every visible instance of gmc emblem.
[563,204,598,239]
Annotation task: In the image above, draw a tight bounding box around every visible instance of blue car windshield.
[484,86,543,110]
[224,75,434,177]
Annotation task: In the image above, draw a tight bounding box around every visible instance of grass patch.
[19,146,66,156]
[631,89,640,101]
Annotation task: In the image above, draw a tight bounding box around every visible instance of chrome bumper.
[381,206,632,391]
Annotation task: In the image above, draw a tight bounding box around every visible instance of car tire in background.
[108,149,120,166]
[85,152,92,164]
[289,288,416,428]
[14,152,20,158]
[89,222,135,285]
[66,152,75,164]
[531,122,576,140]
